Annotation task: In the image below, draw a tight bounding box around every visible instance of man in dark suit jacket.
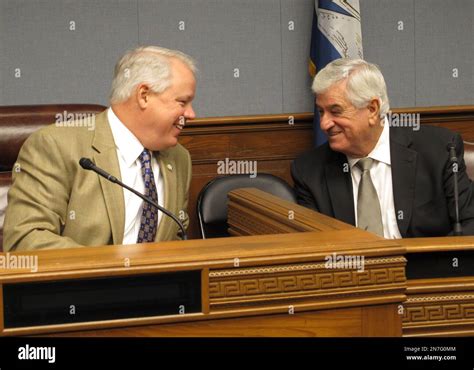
[292,58,474,238]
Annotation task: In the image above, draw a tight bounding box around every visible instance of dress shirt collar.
[347,117,391,168]
[107,107,144,167]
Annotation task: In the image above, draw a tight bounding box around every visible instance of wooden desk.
[0,230,405,337]
[228,188,474,337]
[399,237,474,337]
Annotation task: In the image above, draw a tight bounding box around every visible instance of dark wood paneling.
[180,115,314,239]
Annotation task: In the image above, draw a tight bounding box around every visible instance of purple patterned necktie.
[136,149,159,243]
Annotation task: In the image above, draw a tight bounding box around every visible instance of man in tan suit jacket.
[4,46,196,251]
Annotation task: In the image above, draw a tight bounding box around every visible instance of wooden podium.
[228,188,474,337]
[0,207,405,337]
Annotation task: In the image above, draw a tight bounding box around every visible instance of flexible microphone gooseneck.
[79,157,187,240]
[446,143,463,236]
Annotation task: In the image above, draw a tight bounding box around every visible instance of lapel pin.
[167,164,173,171]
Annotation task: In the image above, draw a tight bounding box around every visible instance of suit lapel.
[390,127,417,237]
[325,151,356,225]
[155,150,177,241]
[91,111,125,245]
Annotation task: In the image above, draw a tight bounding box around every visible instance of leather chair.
[197,174,297,239]
[0,104,106,251]
[464,142,474,180]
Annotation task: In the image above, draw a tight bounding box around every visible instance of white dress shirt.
[107,108,164,244]
[346,120,402,239]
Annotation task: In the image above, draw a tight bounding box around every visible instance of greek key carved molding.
[209,257,406,278]
[209,266,406,299]
[403,303,474,323]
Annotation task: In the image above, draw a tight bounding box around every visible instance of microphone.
[446,143,462,236]
[79,157,188,240]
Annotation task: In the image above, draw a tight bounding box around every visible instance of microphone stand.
[79,158,188,240]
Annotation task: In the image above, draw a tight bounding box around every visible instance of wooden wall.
[180,105,474,239]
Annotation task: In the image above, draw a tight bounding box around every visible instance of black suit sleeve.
[444,133,474,235]
[290,160,319,212]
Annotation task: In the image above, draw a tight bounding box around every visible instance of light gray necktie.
[356,158,384,237]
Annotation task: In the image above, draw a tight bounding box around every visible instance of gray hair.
[312,58,390,118]
[110,46,197,104]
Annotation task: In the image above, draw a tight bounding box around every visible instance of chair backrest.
[464,141,474,180]
[0,104,107,251]
[0,172,11,251]
[0,104,106,171]
[197,173,296,239]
